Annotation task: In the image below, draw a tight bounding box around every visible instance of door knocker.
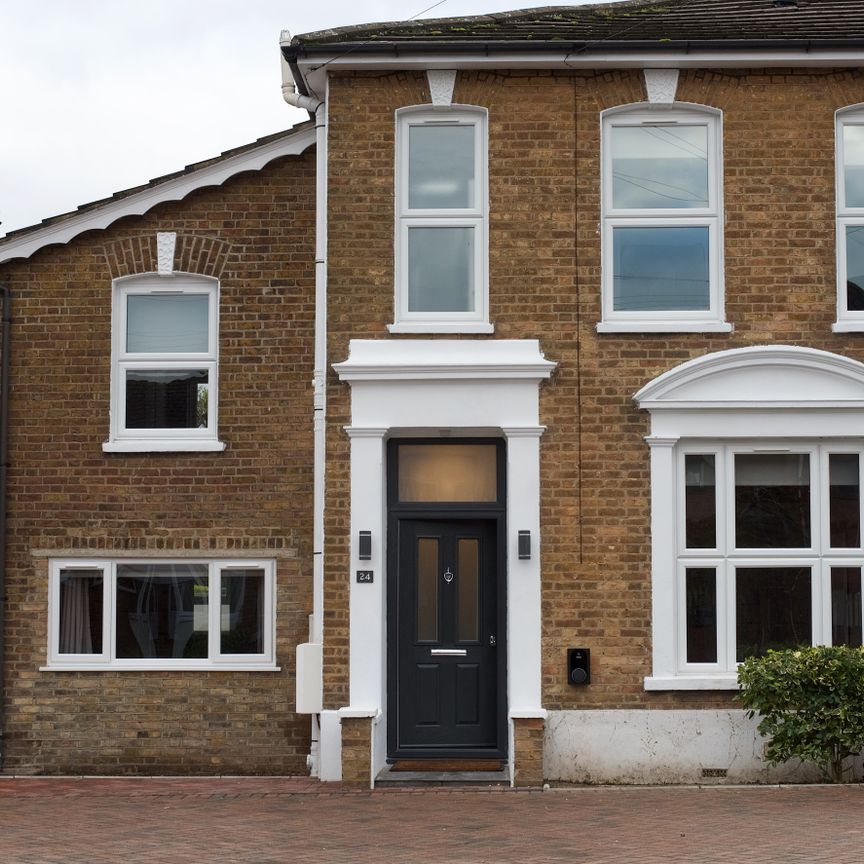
[443,567,454,584]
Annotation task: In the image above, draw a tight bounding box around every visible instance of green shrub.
[738,646,864,782]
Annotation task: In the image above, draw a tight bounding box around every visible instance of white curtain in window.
[59,577,92,654]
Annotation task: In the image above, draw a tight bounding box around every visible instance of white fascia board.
[0,127,317,264]
[332,338,556,382]
[298,48,864,96]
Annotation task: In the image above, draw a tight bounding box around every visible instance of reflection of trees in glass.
[847,226,864,309]
[736,567,811,662]
[197,385,208,428]
[735,484,811,548]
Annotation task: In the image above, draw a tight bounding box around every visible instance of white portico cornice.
[333,339,556,382]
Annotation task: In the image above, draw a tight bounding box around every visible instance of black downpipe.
[0,285,10,771]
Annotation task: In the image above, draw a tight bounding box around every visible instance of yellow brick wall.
[0,151,317,774]
[322,67,864,719]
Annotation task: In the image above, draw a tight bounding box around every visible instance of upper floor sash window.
[391,107,491,334]
[835,106,864,332]
[104,274,224,452]
[599,105,729,333]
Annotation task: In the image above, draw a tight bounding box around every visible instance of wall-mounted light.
[518,530,531,560]
[358,530,372,560]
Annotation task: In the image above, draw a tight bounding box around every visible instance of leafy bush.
[738,646,864,783]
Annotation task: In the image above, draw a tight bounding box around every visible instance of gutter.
[283,37,864,61]
[0,285,10,770]
[280,33,326,777]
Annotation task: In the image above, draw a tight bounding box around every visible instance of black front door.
[390,518,502,757]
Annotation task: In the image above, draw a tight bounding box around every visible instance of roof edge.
[0,124,316,265]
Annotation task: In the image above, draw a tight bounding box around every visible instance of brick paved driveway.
[1,777,862,863]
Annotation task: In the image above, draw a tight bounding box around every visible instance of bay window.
[677,445,863,677]
[636,345,864,690]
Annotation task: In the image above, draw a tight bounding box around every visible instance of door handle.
[430,648,468,656]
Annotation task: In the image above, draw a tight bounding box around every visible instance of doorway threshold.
[376,762,510,787]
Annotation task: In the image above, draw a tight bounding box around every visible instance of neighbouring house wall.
[322,66,864,741]
[0,151,317,774]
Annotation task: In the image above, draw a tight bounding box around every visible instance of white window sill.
[42,663,280,672]
[102,439,227,453]
[388,322,495,334]
[832,320,864,333]
[644,675,739,691]
[597,321,734,334]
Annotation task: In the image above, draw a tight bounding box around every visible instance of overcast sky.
[0,1,602,237]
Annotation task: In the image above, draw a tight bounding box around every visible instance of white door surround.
[327,339,556,782]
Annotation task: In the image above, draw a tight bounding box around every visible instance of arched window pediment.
[635,345,864,410]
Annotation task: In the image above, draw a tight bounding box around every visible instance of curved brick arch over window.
[102,234,232,281]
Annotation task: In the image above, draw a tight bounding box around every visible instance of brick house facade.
[0,129,318,774]
[3,0,864,785]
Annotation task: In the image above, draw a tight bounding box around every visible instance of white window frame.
[103,274,225,452]
[390,106,491,334]
[834,105,864,332]
[672,442,863,678]
[46,558,277,671]
[599,104,729,333]
[636,345,864,691]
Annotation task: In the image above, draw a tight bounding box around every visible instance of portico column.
[339,426,388,787]
[645,435,678,684]
[503,426,546,713]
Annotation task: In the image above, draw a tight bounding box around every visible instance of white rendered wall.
[544,710,855,784]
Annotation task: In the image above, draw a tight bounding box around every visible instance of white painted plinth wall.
[544,710,864,784]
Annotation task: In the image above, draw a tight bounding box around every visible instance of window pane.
[831,567,862,648]
[220,569,265,654]
[408,227,474,313]
[612,124,708,209]
[409,124,475,209]
[126,294,209,353]
[115,564,209,660]
[735,454,810,548]
[457,538,479,643]
[612,226,709,311]
[398,444,497,502]
[845,226,864,311]
[125,370,209,429]
[417,538,438,642]
[59,569,103,654]
[843,125,864,208]
[829,454,861,548]
[736,567,811,661]
[685,455,716,548]
[686,568,717,663]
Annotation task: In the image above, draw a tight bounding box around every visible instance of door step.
[376,762,510,787]
[391,759,505,772]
